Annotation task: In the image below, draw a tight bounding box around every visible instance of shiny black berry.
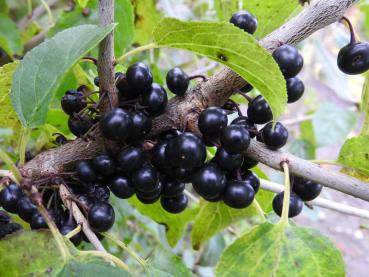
[166,132,206,170]
[117,147,145,172]
[241,155,258,170]
[132,165,159,192]
[17,197,37,222]
[286,77,305,103]
[99,108,132,141]
[78,195,94,209]
[292,176,323,201]
[240,170,260,193]
[215,147,244,172]
[272,192,303,218]
[92,154,116,177]
[68,115,94,137]
[108,174,135,199]
[337,42,369,75]
[76,161,97,183]
[272,44,304,78]
[30,212,48,230]
[129,111,152,141]
[261,122,288,150]
[220,125,250,154]
[159,129,181,141]
[161,177,185,198]
[161,194,188,214]
[136,182,162,204]
[169,167,193,183]
[247,95,273,125]
[61,90,86,116]
[231,116,257,138]
[88,202,115,232]
[126,62,153,91]
[230,10,257,34]
[151,141,169,170]
[198,107,228,137]
[141,83,168,116]
[166,67,189,96]
[192,163,226,200]
[223,180,255,209]
[116,77,138,99]
[59,220,83,246]
[0,183,23,213]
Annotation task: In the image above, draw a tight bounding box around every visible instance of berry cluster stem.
[279,161,291,225]
[340,16,357,44]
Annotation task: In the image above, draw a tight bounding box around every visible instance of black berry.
[76,161,97,183]
[220,125,250,154]
[30,212,48,230]
[215,147,244,172]
[61,90,86,116]
[141,83,168,116]
[223,180,255,209]
[272,44,304,78]
[99,108,132,141]
[240,170,260,193]
[126,62,153,91]
[0,183,23,213]
[261,122,288,150]
[241,155,258,170]
[166,67,189,96]
[88,202,115,232]
[292,176,323,201]
[87,184,110,203]
[230,10,257,34]
[116,77,138,99]
[59,220,83,246]
[337,41,369,75]
[129,111,152,141]
[132,165,159,192]
[272,192,303,218]
[92,154,116,177]
[151,141,169,170]
[136,182,162,204]
[247,95,273,124]
[231,116,257,138]
[286,77,305,103]
[108,175,135,199]
[161,177,185,198]
[117,147,145,172]
[198,107,228,137]
[161,194,188,214]
[17,196,37,223]
[68,115,94,137]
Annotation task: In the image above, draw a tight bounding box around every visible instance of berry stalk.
[280,161,291,225]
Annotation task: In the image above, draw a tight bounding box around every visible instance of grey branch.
[23,0,368,202]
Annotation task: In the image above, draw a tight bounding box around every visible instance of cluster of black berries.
[273,176,323,218]
[0,210,21,239]
[0,181,85,245]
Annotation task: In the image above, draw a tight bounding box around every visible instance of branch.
[59,184,107,252]
[23,0,368,202]
[97,0,118,111]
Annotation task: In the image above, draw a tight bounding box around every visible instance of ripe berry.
[59,220,83,246]
[223,180,255,209]
[0,223,21,239]
[78,195,94,208]
[126,62,153,91]
[94,76,100,87]
[92,154,116,177]
[286,77,305,103]
[0,183,23,213]
[247,95,273,124]
[272,192,303,218]
[108,175,135,199]
[68,115,94,137]
[132,165,159,192]
[117,147,145,172]
[230,11,257,34]
[337,42,369,75]
[198,107,228,137]
[141,83,168,116]
[192,163,226,200]
[161,177,185,198]
[215,147,244,172]
[220,125,250,154]
[261,122,288,150]
[17,197,37,223]
[99,108,132,141]
[116,77,139,99]
[0,211,11,224]
[231,116,257,138]
[272,45,304,78]
[136,182,162,204]
[166,132,206,170]
[61,90,86,115]
[88,202,115,232]
[129,111,152,141]
[159,129,181,141]
[166,67,190,96]
[87,184,110,203]
[240,170,260,193]
[292,176,323,201]
[30,212,48,230]
[161,194,188,214]
[152,141,169,170]
[241,155,258,170]
[76,161,97,183]
[170,167,193,183]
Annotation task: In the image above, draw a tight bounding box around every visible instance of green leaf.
[57,260,131,277]
[115,0,134,57]
[338,136,369,176]
[0,12,23,56]
[216,222,345,277]
[312,103,357,147]
[198,234,226,267]
[153,18,287,120]
[361,74,369,136]
[191,200,262,249]
[289,139,315,160]
[131,0,162,45]
[0,62,21,143]
[77,0,90,8]
[145,247,192,277]
[11,24,115,128]
[21,21,42,44]
[214,0,301,37]
[0,231,64,277]
[129,196,198,247]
